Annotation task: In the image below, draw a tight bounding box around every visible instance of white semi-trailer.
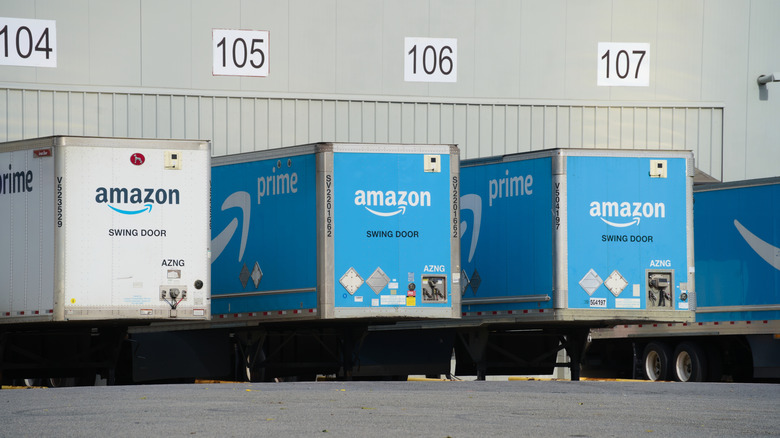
[585,178,780,382]
[0,136,211,385]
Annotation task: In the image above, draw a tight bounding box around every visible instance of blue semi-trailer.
[387,148,696,380]
[123,143,462,382]
[210,142,460,321]
[587,177,780,382]
[459,148,695,320]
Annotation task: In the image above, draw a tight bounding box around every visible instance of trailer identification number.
[0,17,56,67]
[553,183,562,230]
[452,175,459,238]
[325,175,333,237]
[56,176,63,227]
[213,29,269,77]
[589,298,607,308]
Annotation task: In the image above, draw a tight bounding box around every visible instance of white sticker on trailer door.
[615,298,641,309]
[589,298,607,308]
[380,295,406,306]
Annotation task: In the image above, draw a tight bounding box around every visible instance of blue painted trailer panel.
[210,143,460,320]
[211,153,317,314]
[694,180,780,322]
[459,157,554,311]
[566,156,690,310]
[333,152,454,309]
[460,149,693,322]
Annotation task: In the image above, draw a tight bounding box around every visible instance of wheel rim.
[676,351,693,382]
[645,351,662,380]
[23,378,40,387]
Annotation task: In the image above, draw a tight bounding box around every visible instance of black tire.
[47,377,77,388]
[673,342,707,382]
[642,342,672,381]
[22,378,44,387]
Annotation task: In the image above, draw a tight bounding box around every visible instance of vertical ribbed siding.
[0,88,723,179]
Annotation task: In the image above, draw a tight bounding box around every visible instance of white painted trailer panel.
[0,136,211,323]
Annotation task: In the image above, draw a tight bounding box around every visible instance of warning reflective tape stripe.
[214,309,317,319]
[0,309,52,317]
[461,309,550,317]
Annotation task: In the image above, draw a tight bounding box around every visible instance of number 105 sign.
[213,29,269,77]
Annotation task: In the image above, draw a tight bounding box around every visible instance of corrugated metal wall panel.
[98,93,113,137]
[198,97,214,153]
[7,90,20,138]
[185,96,200,141]
[297,100,312,146]
[478,105,492,157]
[308,100,324,145]
[227,97,243,155]
[0,87,723,177]
[465,105,480,159]
[39,91,55,137]
[23,90,38,138]
[69,93,85,136]
[213,97,229,156]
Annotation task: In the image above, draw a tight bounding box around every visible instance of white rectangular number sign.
[597,42,649,87]
[0,17,56,67]
[213,29,269,77]
[589,298,607,308]
[404,37,457,83]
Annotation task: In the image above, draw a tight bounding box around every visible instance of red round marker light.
[131,153,145,165]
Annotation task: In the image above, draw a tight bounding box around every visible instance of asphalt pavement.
[1,380,778,437]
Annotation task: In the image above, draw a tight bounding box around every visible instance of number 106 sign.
[404,37,457,83]
[213,29,269,77]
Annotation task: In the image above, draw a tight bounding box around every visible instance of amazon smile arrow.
[107,204,153,215]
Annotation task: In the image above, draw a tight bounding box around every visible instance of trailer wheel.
[642,342,672,381]
[22,378,44,387]
[47,377,77,388]
[673,342,707,382]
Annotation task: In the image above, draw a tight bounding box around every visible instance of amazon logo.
[734,220,780,271]
[211,191,251,263]
[354,189,431,217]
[95,186,180,215]
[459,194,482,263]
[589,201,666,228]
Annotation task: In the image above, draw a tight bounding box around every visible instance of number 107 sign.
[597,42,649,87]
